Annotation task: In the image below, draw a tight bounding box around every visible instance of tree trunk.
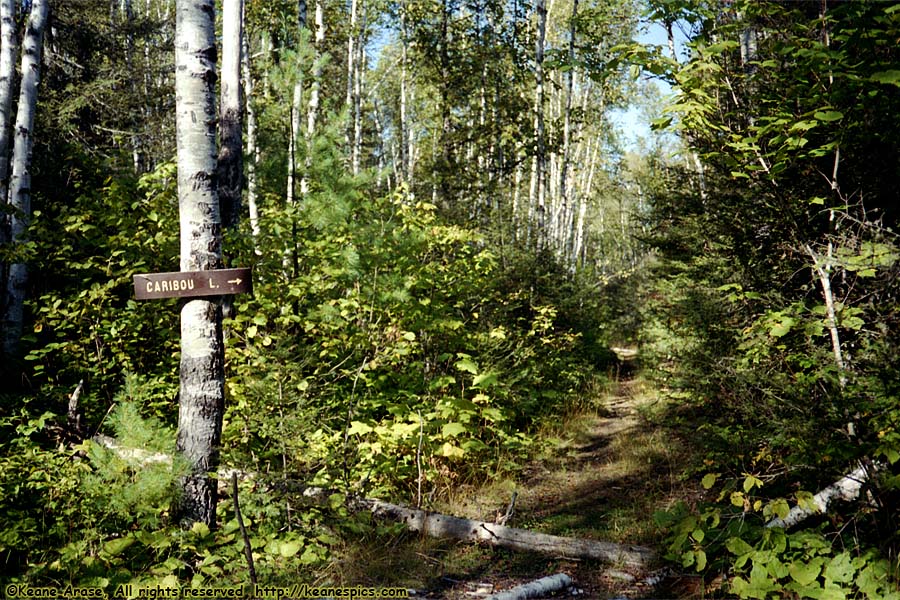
[559,0,577,260]
[2,0,48,359]
[766,463,872,529]
[218,0,243,231]
[241,18,261,242]
[331,493,654,567]
[346,0,359,173]
[529,0,547,247]
[0,0,14,203]
[174,0,226,527]
[487,574,573,600]
[353,6,366,176]
[437,0,451,207]
[399,0,409,186]
[301,0,324,197]
[0,0,16,317]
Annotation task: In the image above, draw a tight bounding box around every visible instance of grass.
[324,372,705,598]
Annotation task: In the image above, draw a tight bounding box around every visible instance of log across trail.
[286,485,654,568]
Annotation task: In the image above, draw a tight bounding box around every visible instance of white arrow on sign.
[227,278,242,285]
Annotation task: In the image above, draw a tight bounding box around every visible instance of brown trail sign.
[133,267,252,300]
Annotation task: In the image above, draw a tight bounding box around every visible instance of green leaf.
[701,473,718,489]
[442,422,468,437]
[726,537,754,556]
[103,536,135,557]
[743,474,763,492]
[441,442,465,458]
[347,421,373,436]
[279,540,302,557]
[813,110,844,122]
[455,357,478,374]
[299,546,321,565]
[870,70,900,86]
[473,372,499,388]
[696,549,707,572]
[824,552,854,584]
[790,560,822,586]
[190,522,211,538]
[769,317,795,338]
[767,498,790,520]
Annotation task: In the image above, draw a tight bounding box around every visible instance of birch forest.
[2,0,900,597]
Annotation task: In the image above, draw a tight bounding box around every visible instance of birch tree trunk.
[218,0,243,231]
[346,0,359,173]
[174,0,226,527]
[241,20,261,242]
[301,0,324,197]
[353,7,366,177]
[399,0,409,186]
[559,0,577,262]
[529,0,547,247]
[2,0,48,358]
[0,0,16,312]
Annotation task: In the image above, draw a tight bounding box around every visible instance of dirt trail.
[428,374,692,599]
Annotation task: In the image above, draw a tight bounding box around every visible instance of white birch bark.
[346,0,358,172]
[2,0,48,358]
[487,574,573,600]
[353,8,366,176]
[766,463,872,529]
[0,0,16,300]
[529,0,547,247]
[218,0,243,231]
[241,19,260,241]
[174,0,226,527]
[399,0,409,186]
[301,0,324,197]
[287,80,301,207]
[559,0,577,262]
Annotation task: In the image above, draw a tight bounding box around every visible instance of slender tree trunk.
[301,0,324,197]
[287,0,308,208]
[437,0,451,207]
[218,0,243,231]
[346,0,358,172]
[353,15,365,176]
[287,81,301,207]
[298,0,307,29]
[174,0,226,527]
[573,137,597,268]
[399,0,409,186]
[529,0,547,247]
[559,0,577,261]
[2,0,48,359]
[241,19,260,242]
[0,0,17,313]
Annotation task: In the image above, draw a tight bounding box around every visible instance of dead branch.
[485,573,573,600]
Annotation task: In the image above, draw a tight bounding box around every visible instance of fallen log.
[289,485,654,568]
[766,462,875,529]
[485,573,573,600]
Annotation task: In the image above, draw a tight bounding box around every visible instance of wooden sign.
[133,267,252,300]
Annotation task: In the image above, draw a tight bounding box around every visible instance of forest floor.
[340,367,705,599]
